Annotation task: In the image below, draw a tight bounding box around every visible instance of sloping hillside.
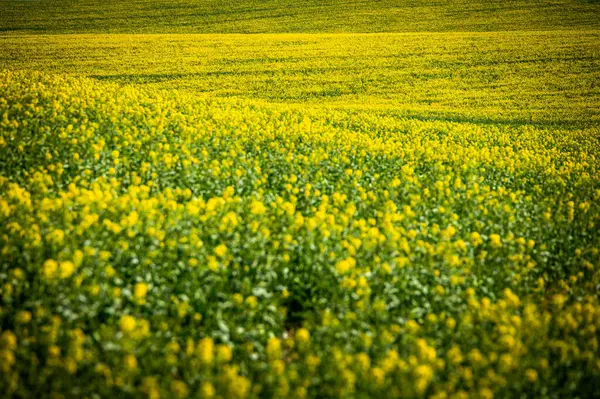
[1,0,600,33]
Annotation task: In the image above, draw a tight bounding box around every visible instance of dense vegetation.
[1,0,600,34]
[1,1,600,398]
[2,32,599,125]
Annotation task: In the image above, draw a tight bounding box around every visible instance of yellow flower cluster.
[0,70,598,398]
[2,31,599,125]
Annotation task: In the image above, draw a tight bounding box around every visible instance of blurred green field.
[1,0,600,34]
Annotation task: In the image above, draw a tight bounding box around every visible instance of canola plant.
[0,70,599,398]
[1,0,600,397]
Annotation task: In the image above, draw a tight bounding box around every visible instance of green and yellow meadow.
[1,1,600,398]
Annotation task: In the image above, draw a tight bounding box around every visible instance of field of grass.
[2,0,600,34]
[1,1,600,399]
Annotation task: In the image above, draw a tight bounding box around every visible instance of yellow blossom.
[120,315,136,334]
[134,282,149,301]
[214,244,228,258]
[489,234,502,248]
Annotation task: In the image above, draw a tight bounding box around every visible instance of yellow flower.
[446,317,456,329]
[498,354,514,372]
[1,331,17,350]
[441,225,456,240]
[216,344,233,363]
[373,299,386,313]
[295,387,307,399]
[105,265,116,277]
[526,368,538,382]
[413,364,434,394]
[553,294,566,308]
[15,311,31,324]
[197,337,214,365]
[88,284,100,296]
[207,256,219,272]
[73,250,84,267]
[405,320,420,333]
[0,349,16,372]
[447,345,463,365]
[503,288,520,307]
[166,341,181,354]
[42,259,58,279]
[470,232,483,246]
[48,345,61,357]
[134,282,149,300]
[11,268,24,280]
[58,261,75,278]
[250,200,267,215]
[479,388,494,399]
[245,295,257,309]
[306,354,321,372]
[220,211,239,229]
[371,367,385,386]
[296,328,310,345]
[233,293,244,305]
[123,354,138,371]
[335,257,355,274]
[468,349,484,365]
[489,234,502,248]
[141,377,160,399]
[120,315,136,334]
[200,382,215,398]
[214,244,228,258]
[266,337,282,360]
[355,352,371,372]
[64,358,77,374]
[271,359,285,375]
[170,380,189,399]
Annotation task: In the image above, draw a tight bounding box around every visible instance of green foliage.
[1,0,600,34]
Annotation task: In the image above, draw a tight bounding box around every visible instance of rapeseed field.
[1,1,600,398]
